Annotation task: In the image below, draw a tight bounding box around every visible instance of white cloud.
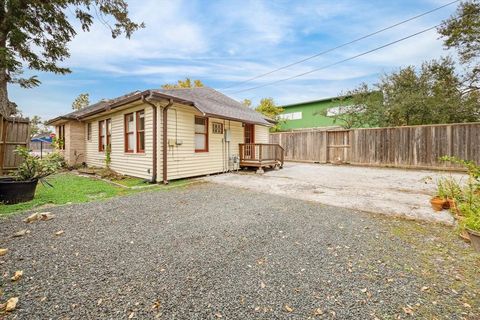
[65,0,208,72]
[9,0,464,119]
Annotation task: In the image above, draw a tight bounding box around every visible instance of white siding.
[255,125,269,143]
[84,104,154,180]
[164,105,245,180]
[83,101,271,182]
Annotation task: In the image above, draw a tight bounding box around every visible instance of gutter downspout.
[162,99,174,184]
[142,93,158,183]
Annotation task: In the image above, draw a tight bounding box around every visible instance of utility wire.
[222,0,460,90]
[231,24,440,94]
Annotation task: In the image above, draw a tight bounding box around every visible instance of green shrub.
[13,147,63,181]
[439,156,480,231]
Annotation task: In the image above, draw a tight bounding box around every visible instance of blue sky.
[10,0,459,120]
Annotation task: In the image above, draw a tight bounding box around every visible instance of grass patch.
[112,176,149,188]
[0,173,129,216]
[0,173,200,216]
[387,221,480,318]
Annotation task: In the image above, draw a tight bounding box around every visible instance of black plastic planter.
[467,229,480,253]
[0,178,38,204]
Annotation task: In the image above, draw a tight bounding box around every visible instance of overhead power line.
[222,0,460,91]
[231,24,441,94]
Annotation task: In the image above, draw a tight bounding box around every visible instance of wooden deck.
[239,143,284,169]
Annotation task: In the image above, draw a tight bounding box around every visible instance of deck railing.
[239,143,284,167]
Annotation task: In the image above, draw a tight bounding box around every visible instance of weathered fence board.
[0,114,30,174]
[270,123,480,170]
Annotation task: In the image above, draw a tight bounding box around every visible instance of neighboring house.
[46,87,283,183]
[278,95,353,131]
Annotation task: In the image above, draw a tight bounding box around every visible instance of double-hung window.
[57,125,65,150]
[87,123,92,141]
[125,113,135,153]
[106,119,112,148]
[195,116,208,152]
[98,119,111,152]
[136,111,145,153]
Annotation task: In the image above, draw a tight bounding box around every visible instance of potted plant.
[430,179,448,211]
[0,147,63,204]
[463,211,480,252]
[442,177,464,216]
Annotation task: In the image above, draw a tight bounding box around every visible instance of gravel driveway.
[1,183,479,319]
[206,163,468,224]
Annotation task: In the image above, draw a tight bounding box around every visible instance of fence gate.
[326,130,351,163]
[0,114,30,174]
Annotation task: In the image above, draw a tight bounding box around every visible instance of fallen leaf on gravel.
[11,270,23,282]
[13,229,29,237]
[24,213,40,223]
[403,306,414,315]
[5,297,18,312]
[0,248,8,256]
[151,300,161,310]
[214,312,222,318]
[55,230,64,236]
[463,302,471,308]
[40,297,47,302]
[260,281,266,289]
[387,278,394,283]
[284,305,294,312]
[97,299,102,305]
[40,212,54,221]
[421,286,430,292]
[313,308,323,316]
[128,312,135,319]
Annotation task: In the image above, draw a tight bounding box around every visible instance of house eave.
[45,116,74,126]
[203,113,271,126]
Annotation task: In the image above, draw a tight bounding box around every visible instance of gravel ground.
[0,183,479,319]
[206,162,468,224]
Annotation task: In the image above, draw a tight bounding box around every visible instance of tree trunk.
[0,26,11,117]
[0,70,10,117]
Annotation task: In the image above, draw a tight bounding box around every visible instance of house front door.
[244,124,254,144]
[244,124,255,159]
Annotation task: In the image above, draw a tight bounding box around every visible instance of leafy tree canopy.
[72,93,90,110]
[161,78,204,89]
[333,57,480,128]
[438,0,480,93]
[0,0,144,116]
[29,115,50,137]
[241,98,252,108]
[255,97,284,131]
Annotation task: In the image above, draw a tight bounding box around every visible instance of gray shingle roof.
[154,87,270,125]
[54,91,142,120]
[47,87,270,126]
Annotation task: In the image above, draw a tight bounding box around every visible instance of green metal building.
[278,96,352,131]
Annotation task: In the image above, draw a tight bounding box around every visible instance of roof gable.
[155,87,270,125]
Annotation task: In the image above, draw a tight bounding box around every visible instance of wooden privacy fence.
[0,114,30,174]
[269,122,480,170]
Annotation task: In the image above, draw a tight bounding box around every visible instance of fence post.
[323,131,328,163]
[0,116,4,175]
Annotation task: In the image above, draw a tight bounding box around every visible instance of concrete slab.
[205,162,468,224]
